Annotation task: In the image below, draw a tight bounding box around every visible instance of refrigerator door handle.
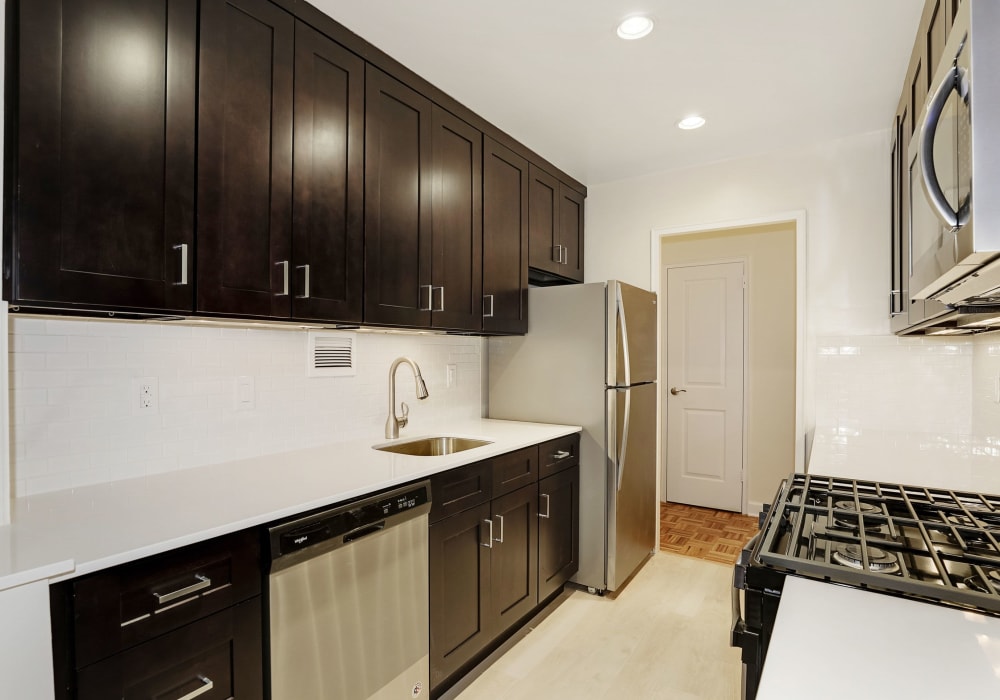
[616,283,632,388]
[617,388,631,491]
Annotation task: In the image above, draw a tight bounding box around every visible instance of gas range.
[731,473,1000,699]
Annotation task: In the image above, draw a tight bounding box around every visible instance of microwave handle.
[919,64,963,230]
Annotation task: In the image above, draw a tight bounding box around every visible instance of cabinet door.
[538,466,580,601]
[197,0,294,318]
[291,21,364,323]
[429,503,492,690]
[364,66,434,327]
[431,107,483,331]
[559,184,585,282]
[76,599,262,700]
[12,0,196,312]
[482,138,529,334]
[489,484,538,635]
[528,165,562,276]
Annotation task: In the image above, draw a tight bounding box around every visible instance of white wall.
[8,318,483,497]
[584,130,991,490]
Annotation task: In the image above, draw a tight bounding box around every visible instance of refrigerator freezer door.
[606,382,657,591]
[608,281,657,387]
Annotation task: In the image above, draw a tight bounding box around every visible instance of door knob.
[670,387,687,395]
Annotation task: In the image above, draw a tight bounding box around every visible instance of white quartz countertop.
[758,575,1000,699]
[0,419,579,591]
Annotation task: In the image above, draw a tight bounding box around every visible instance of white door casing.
[665,261,745,512]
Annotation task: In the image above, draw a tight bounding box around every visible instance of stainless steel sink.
[373,436,492,456]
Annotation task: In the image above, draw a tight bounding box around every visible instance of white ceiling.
[312,0,925,186]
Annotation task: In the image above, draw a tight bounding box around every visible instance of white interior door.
[665,262,744,512]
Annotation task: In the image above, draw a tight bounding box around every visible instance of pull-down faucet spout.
[385,357,429,439]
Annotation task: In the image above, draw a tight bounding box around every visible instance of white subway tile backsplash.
[814,334,974,434]
[9,318,484,496]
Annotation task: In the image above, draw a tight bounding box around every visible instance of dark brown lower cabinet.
[429,483,538,693]
[51,530,263,699]
[538,465,580,601]
[429,502,492,690]
[76,600,262,699]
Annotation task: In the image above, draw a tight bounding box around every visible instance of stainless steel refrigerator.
[488,280,657,593]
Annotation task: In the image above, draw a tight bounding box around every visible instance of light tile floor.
[455,553,742,699]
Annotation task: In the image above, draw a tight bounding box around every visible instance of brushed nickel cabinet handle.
[484,294,495,318]
[296,264,311,299]
[539,493,551,519]
[419,285,433,311]
[276,260,289,296]
[494,514,505,543]
[481,519,494,548]
[175,675,214,700]
[173,244,189,286]
[153,574,211,605]
[433,286,445,312]
[552,450,571,460]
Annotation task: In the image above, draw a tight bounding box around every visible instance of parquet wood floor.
[660,501,759,565]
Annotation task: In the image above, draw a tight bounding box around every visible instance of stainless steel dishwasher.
[267,481,431,700]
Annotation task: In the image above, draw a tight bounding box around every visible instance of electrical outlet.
[134,377,159,413]
[446,364,457,388]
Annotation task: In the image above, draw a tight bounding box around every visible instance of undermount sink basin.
[373,436,493,457]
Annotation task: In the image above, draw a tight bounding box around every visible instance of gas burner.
[963,568,1000,594]
[832,543,901,574]
[832,500,884,532]
[947,513,982,529]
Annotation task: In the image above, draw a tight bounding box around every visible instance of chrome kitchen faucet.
[385,357,429,439]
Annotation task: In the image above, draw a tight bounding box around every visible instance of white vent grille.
[307,332,356,377]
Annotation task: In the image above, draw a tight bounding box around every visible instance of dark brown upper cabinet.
[8,0,197,313]
[197,0,294,319]
[430,106,483,331]
[558,184,585,282]
[198,6,364,323]
[291,20,365,323]
[364,66,434,328]
[528,165,585,283]
[482,138,529,334]
[364,67,483,331]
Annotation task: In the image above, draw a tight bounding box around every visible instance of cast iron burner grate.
[754,473,1000,616]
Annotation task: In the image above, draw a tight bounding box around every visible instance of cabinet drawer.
[76,598,263,700]
[430,459,493,524]
[492,446,538,497]
[538,433,580,479]
[72,529,260,667]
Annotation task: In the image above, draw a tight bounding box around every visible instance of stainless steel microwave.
[909,0,1000,311]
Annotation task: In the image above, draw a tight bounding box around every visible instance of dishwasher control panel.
[269,482,431,560]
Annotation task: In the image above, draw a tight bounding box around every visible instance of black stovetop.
[753,473,1000,615]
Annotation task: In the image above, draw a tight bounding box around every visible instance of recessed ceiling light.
[677,115,706,130]
[617,15,654,40]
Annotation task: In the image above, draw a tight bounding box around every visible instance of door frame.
[649,211,806,517]
[662,258,749,512]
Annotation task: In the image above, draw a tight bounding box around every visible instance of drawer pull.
[552,450,571,460]
[175,675,214,700]
[154,574,211,605]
